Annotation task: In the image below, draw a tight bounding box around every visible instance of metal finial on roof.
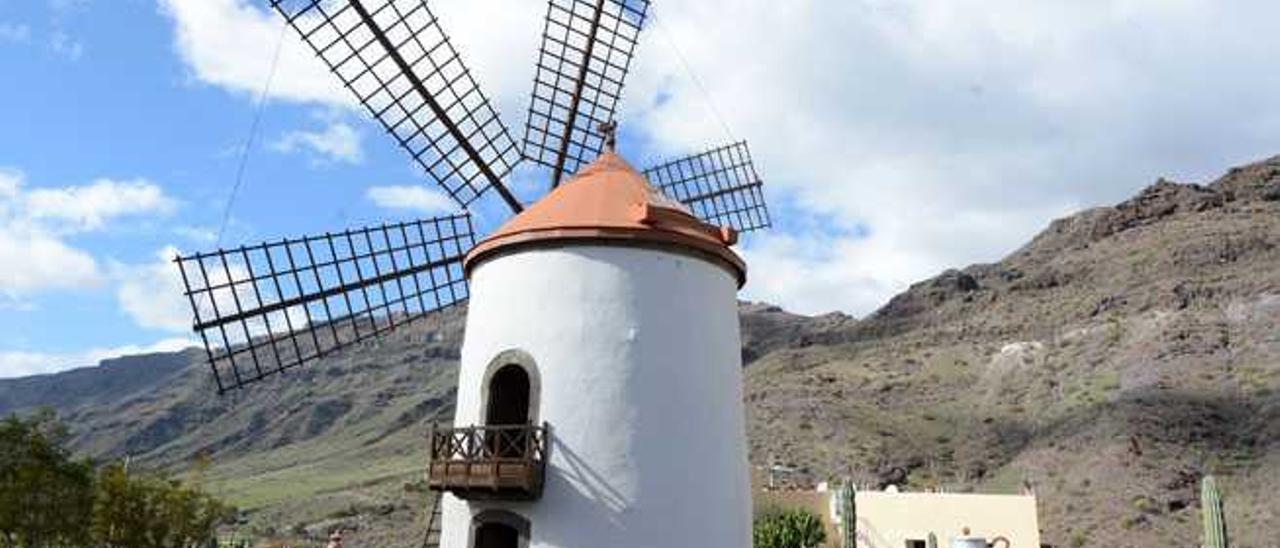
[598,120,618,151]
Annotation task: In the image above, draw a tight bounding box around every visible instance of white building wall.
[854,492,1041,548]
[441,244,750,548]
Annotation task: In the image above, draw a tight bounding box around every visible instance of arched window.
[471,510,529,548]
[485,364,531,427]
[480,349,540,426]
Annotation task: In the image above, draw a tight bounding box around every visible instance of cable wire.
[649,9,736,144]
[216,20,289,247]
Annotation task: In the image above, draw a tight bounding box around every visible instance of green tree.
[0,409,95,547]
[92,463,230,548]
[754,508,827,548]
[0,409,231,548]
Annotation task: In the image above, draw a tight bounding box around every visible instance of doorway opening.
[475,522,519,548]
[484,363,532,459]
[471,510,529,548]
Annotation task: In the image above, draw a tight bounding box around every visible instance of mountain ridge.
[2,154,1278,547]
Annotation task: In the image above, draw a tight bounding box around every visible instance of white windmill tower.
[440,134,752,547]
[175,1,771,547]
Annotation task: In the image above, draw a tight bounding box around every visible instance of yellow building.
[755,485,1043,548]
[850,491,1041,548]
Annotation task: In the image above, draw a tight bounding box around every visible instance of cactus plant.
[839,481,856,548]
[926,532,938,548]
[1201,475,1229,548]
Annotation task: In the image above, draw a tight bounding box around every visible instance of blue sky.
[3,0,1280,377]
[0,0,529,372]
[0,0,794,375]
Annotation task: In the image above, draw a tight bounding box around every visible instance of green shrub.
[1069,531,1088,548]
[753,508,826,548]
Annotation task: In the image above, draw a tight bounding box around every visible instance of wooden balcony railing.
[427,423,548,500]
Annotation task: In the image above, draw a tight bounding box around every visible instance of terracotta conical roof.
[465,151,746,286]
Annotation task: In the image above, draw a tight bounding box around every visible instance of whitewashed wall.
[441,244,751,548]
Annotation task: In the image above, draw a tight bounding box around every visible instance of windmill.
[174,1,771,546]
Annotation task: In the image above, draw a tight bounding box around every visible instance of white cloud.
[272,121,364,165]
[23,178,178,232]
[0,170,20,203]
[0,338,194,379]
[625,0,1280,315]
[155,0,543,118]
[366,185,456,215]
[46,0,90,60]
[160,0,1280,317]
[114,246,191,333]
[49,0,91,13]
[172,225,216,244]
[112,243,309,346]
[49,30,83,61]
[423,0,544,119]
[0,23,31,44]
[0,228,101,298]
[0,170,178,300]
[0,171,98,299]
[158,0,349,105]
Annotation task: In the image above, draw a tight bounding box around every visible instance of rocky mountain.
[746,155,1280,547]
[3,155,1278,547]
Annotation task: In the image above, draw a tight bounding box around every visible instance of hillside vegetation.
[2,156,1278,547]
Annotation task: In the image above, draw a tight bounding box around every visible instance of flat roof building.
[756,484,1044,548]
[850,491,1040,548]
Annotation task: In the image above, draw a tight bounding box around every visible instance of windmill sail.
[644,141,772,233]
[524,0,650,186]
[270,0,524,212]
[175,215,474,393]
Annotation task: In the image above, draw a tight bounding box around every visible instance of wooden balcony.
[427,423,548,501]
